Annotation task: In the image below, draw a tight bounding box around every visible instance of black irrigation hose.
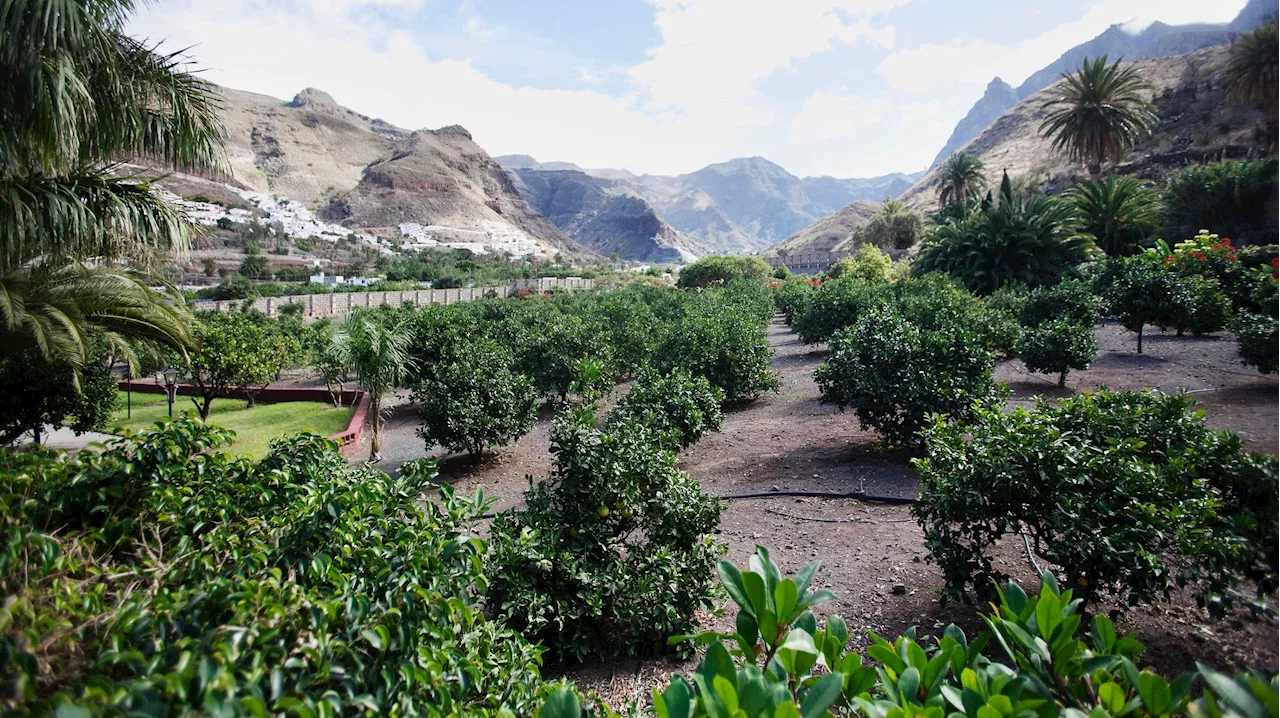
[472,489,914,518]
[715,489,915,505]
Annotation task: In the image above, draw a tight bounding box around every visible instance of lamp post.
[160,367,180,419]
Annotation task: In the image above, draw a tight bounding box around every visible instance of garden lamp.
[160,366,180,418]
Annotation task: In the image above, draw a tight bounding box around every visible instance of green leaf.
[1199,664,1267,718]
[360,628,385,650]
[775,579,799,623]
[898,667,921,704]
[719,561,755,616]
[539,688,581,718]
[1098,682,1126,714]
[1091,615,1117,653]
[1034,590,1061,641]
[800,673,845,718]
[743,571,769,617]
[1138,672,1171,715]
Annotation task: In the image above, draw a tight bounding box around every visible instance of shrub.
[771,278,813,323]
[814,305,995,447]
[1020,319,1098,386]
[0,350,119,445]
[1172,274,1231,336]
[606,367,724,451]
[771,264,790,279]
[658,547,1278,718]
[826,243,893,282]
[653,303,778,403]
[1162,157,1279,245]
[676,255,772,289]
[509,307,616,398]
[414,338,538,461]
[486,407,723,661]
[913,390,1279,610]
[790,277,889,344]
[0,420,557,714]
[1019,278,1100,327]
[1102,257,1193,353]
[1234,311,1279,374]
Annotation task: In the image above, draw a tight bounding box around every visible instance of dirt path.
[357,317,1278,706]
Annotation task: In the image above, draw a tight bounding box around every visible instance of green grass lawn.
[112,395,353,458]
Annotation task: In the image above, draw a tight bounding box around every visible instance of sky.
[129,0,1248,179]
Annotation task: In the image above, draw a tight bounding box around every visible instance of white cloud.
[878,0,1247,93]
[787,91,959,175]
[631,0,902,119]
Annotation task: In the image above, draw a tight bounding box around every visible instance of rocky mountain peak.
[289,88,340,110]
[434,124,473,140]
[929,76,1019,167]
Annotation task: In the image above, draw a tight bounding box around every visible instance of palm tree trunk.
[369,393,381,461]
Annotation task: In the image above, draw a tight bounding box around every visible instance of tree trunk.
[245,392,256,408]
[1058,371,1067,388]
[1136,325,1143,354]
[1087,161,1101,178]
[31,425,41,446]
[369,394,381,462]
[200,396,213,421]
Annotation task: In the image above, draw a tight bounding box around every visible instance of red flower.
[1272,257,1279,269]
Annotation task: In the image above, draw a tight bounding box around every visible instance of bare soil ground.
[359,317,1278,708]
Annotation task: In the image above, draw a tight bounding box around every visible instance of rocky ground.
[356,317,1279,708]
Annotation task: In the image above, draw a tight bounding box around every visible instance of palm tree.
[915,172,1096,294]
[936,153,988,207]
[1,0,226,369]
[1065,174,1162,256]
[1040,56,1157,176]
[345,311,416,462]
[1225,22,1278,146]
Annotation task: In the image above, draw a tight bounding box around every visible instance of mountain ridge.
[496,154,923,259]
[928,0,1278,169]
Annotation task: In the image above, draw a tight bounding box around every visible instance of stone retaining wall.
[193,277,594,319]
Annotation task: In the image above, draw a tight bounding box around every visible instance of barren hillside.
[762,200,881,257]
[206,87,578,255]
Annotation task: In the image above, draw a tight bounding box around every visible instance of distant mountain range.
[496,155,923,260]
[930,0,1278,168]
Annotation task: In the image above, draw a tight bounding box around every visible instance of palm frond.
[0,169,195,270]
[0,258,191,367]
[1039,55,1157,171]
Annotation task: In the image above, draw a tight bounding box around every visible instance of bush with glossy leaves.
[486,407,724,662]
[643,547,1277,718]
[1101,256,1193,353]
[414,337,539,460]
[676,256,773,289]
[913,390,1278,611]
[606,367,724,451]
[652,301,778,404]
[1234,311,1279,374]
[815,305,996,447]
[1020,319,1098,386]
[0,419,559,715]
